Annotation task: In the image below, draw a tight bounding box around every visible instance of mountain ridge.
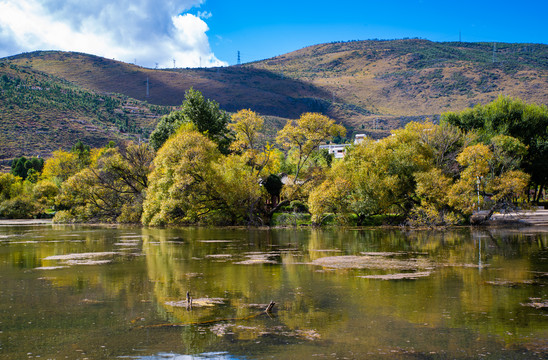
[1,39,547,160]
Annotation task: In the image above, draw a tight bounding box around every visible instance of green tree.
[10,156,28,179]
[71,140,91,167]
[149,110,186,151]
[443,96,548,202]
[9,156,43,180]
[148,88,233,153]
[55,142,154,223]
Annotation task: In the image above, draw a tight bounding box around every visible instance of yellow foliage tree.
[41,150,80,182]
[276,112,346,201]
[229,109,273,176]
[142,126,263,226]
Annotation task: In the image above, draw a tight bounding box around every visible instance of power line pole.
[237,51,241,65]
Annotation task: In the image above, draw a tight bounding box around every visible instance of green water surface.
[0,225,546,359]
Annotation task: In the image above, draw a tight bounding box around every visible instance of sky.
[0,0,547,68]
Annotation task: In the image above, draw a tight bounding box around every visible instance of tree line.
[0,92,545,226]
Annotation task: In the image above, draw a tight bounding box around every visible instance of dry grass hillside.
[2,39,547,160]
[7,51,330,119]
[249,39,548,136]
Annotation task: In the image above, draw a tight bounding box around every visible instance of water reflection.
[131,352,244,360]
[0,225,546,359]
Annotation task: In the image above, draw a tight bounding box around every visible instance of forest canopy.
[0,94,543,226]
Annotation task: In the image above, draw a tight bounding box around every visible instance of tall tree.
[229,109,272,175]
[443,96,548,201]
[276,112,346,189]
[142,126,261,226]
[149,110,186,151]
[149,88,233,153]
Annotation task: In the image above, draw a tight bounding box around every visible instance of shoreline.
[0,219,53,226]
[2,209,548,228]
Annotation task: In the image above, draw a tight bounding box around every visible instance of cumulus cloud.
[0,0,227,68]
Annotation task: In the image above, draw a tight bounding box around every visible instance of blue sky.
[0,0,546,68]
[205,0,548,64]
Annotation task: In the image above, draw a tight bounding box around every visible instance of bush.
[271,212,311,226]
[289,200,309,213]
[0,197,37,219]
[117,199,144,224]
[52,210,77,223]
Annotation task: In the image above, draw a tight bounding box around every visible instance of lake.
[0,224,546,359]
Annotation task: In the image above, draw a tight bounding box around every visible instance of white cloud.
[197,11,212,19]
[0,0,227,68]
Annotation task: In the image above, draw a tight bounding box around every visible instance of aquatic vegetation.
[311,254,433,271]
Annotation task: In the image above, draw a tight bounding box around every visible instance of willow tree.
[276,112,346,200]
[142,125,262,226]
[309,121,531,226]
[54,142,154,223]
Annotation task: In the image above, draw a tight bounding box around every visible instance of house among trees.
[319,134,367,158]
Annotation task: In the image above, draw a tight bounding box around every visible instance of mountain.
[0,60,172,162]
[248,39,548,134]
[2,39,547,161]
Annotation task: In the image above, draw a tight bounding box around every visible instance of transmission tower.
[237,51,241,65]
[492,42,497,63]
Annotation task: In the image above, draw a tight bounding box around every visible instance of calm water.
[0,225,546,359]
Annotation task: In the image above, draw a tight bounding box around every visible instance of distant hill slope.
[2,39,547,159]
[249,39,548,133]
[6,51,330,119]
[0,61,170,161]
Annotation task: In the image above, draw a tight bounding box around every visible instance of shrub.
[0,196,37,219]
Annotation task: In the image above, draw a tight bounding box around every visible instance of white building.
[318,144,351,159]
[319,134,367,159]
[354,134,367,144]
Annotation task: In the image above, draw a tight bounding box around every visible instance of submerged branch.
[138,302,276,329]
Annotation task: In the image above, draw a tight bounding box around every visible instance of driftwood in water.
[186,291,192,310]
[265,301,275,313]
[139,300,277,329]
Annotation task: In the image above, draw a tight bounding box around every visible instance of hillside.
[6,51,330,119]
[249,39,548,134]
[2,39,547,160]
[0,61,170,161]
